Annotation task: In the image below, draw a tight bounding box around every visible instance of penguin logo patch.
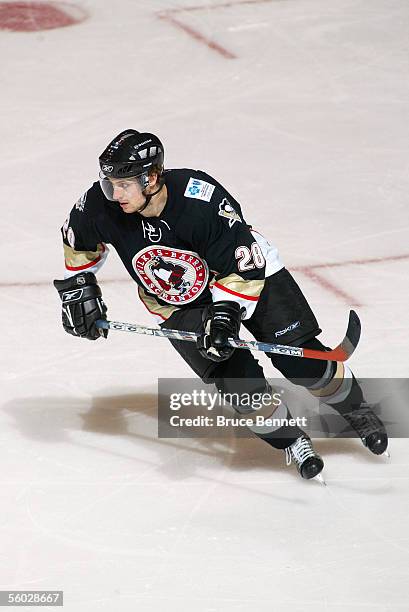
[218,198,242,228]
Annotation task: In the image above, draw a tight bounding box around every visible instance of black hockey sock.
[329,374,364,416]
[254,407,306,450]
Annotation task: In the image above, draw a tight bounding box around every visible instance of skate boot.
[341,403,388,456]
[285,435,325,483]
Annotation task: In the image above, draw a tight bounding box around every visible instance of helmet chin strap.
[138,177,165,213]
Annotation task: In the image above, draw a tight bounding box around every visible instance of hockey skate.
[341,403,389,456]
[285,435,325,484]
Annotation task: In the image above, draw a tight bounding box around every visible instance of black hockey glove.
[197,301,244,362]
[53,272,108,340]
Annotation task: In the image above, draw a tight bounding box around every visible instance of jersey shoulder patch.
[75,182,106,217]
[74,191,87,212]
[184,177,215,202]
[218,197,242,227]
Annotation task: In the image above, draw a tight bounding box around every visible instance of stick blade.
[324,309,361,361]
[342,309,361,355]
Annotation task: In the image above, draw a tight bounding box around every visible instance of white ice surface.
[1,0,409,610]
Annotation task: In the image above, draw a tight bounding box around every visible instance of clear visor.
[99,172,148,201]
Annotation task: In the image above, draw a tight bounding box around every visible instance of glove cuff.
[54,272,98,293]
[211,300,242,315]
[208,301,244,330]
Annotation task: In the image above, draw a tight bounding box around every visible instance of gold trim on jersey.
[138,287,180,321]
[213,273,265,300]
[63,243,104,270]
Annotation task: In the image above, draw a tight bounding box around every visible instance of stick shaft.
[96,311,360,361]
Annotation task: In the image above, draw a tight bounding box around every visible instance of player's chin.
[119,202,133,212]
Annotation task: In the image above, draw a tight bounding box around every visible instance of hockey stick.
[96,310,360,362]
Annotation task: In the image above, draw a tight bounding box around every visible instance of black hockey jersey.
[60,168,283,322]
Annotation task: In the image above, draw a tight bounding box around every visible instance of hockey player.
[54,129,388,482]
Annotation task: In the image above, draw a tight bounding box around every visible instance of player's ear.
[148,172,158,188]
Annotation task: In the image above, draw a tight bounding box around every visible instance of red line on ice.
[306,253,409,270]
[168,0,276,13]
[157,11,237,59]
[156,0,278,58]
[295,266,362,307]
[292,253,409,306]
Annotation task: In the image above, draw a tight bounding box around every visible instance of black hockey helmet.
[98,129,164,200]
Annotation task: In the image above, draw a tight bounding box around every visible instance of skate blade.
[383,450,391,458]
[315,473,327,486]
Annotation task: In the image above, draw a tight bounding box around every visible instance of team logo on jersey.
[218,198,242,227]
[75,192,87,212]
[141,219,171,243]
[184,178,215,202]
[132,246,209,304]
